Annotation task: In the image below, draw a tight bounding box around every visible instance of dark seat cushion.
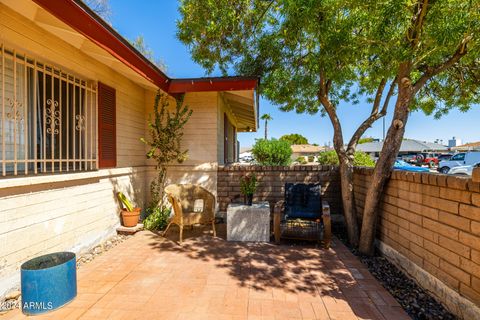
[286,206,321,219]
[284,183,322,219]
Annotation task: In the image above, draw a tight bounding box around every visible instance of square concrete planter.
[226,202,270,242]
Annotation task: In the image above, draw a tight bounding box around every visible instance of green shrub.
[317,150,375,167]
[296,156,307,164]
[354,151,375,167]
[252,139,292,165]
[307,155,315,163]
[279,133,309,145]
[317,150,339,165]
[143,205,171,230]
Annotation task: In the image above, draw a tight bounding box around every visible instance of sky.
[109,1,480,148]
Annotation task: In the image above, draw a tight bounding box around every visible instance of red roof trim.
[31,0,258,94]
[169,78,258,93]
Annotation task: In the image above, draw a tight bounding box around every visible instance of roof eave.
[32,0,260,100]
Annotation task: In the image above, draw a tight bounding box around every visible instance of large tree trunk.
[339,154,360,247]
[264,121,268,140]
[359,64,413,255]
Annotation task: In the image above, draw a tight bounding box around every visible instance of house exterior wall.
[0,4,151,296]
[0,1,250,297]
[217,93,239,165]
[143,91,219,204]
[353,168,480,319]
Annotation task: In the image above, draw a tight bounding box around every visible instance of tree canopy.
[178,0,479,117]
[178,0,480,253]
[260,114,272,121]
[279,133,309,145]
[130,35,168,73]
[82,0,111,22]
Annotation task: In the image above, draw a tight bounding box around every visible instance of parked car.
[437,153,453,161]
[413,152,440,167]
[400,153,418,163]
[438,152,480,174]
[393,160,430,172]
[448,162,480,176]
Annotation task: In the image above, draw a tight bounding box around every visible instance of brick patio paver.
[2,225,411,319]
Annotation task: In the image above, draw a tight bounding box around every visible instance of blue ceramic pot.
[21,252,77,315]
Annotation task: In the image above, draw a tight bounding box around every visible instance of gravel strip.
[334,224,457,320]
[76,234,131,267]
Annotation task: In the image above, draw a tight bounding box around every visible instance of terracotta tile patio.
[3,225,410,319]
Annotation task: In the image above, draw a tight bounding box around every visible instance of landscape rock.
[334,224,457,320]
[76,234,132,268]
[5,290,20,300]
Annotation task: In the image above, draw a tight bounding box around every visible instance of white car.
[448,162,480,176]
[438,152,480,174]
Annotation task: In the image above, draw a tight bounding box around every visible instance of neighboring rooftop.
[357,139,448,153]
[239,147,252,154]
[451,141,480,151]
[291,144,328,154]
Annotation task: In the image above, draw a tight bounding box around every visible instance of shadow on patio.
[140,223,410,320]
[3,224,410,320]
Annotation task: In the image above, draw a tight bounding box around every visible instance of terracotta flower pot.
[121,207,141,227]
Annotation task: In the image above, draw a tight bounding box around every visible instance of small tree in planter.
[240,173,259,205]
[141,91,192,230]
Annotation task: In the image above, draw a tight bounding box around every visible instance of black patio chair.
[273,183,331,248]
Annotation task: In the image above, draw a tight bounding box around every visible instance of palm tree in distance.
[260,114,272,140]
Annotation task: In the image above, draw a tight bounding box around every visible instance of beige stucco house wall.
[0,0,257,297]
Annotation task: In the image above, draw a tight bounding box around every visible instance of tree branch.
[318,72,345,155]
[407,0,430,48]
[371,78,386,115]
[413,35,472,93]
[380,76,397,115]
[347,77,397,153]
[252,0,275,34]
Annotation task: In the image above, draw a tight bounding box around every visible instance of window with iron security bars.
[0,44,98,176]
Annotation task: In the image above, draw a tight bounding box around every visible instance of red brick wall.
[353,167,480,306]
[217,165,341,214]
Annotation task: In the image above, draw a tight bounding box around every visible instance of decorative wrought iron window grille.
[0,44,98,176]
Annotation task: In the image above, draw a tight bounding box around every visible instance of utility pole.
[383,117,385,140]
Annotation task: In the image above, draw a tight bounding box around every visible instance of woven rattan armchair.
[163,184,216,243]
[273,183,331,248]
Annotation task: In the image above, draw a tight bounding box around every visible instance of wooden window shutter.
[98,82,117,168]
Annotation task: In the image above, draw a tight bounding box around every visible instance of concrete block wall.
[0,168,147,297]
[353,167,480,318]
[217,165,341,214]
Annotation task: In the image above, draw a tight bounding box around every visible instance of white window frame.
[0,44,98,176]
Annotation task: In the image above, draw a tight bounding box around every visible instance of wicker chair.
[163,184,216,243]
[273,183,332,248]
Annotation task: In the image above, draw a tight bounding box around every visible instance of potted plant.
[240,173,259,206]
[117,192,141,227]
